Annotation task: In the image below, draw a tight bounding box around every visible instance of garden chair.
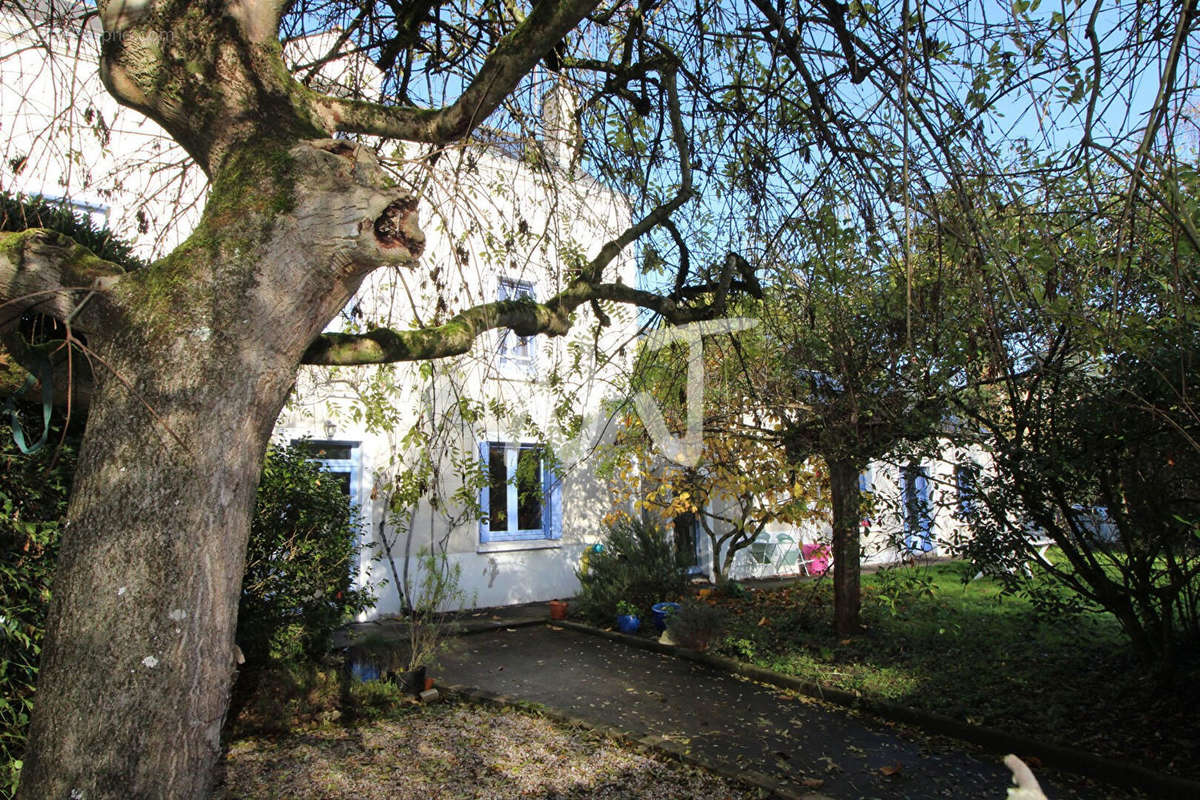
[800,542,833,577]
[773,534,801,575]
[748,540,775,565]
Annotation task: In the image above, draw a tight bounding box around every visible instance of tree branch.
[0,229,125,335]
[312,0,601,141]
[301,277,740,365]
[304,62,728,367]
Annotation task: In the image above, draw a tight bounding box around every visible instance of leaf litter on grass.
[217,701,767,800]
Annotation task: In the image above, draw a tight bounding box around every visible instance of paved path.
[438,625,1129,800]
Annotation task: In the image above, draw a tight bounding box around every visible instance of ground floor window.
[292,439,362,510]
[292,439,364,573]
[479,442,562,543]
[672,511,701,572]
[902,464,933,552]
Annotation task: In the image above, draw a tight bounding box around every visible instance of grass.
[706,561,1200,780]
[217,692,767,799]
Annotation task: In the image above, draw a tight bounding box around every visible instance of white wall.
[277,137,638,617]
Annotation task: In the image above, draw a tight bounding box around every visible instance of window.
[44,195,110,229]
[902,464,933,552]
[291,439,361,511]
[292,438,365,577]
[955,463,979,520]
[672,511,702,573]
[478,442,561,543]
[858,469,873,534]
[498,278,536,368]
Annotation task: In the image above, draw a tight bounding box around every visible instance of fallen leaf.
[758,616,769,626]
[800,778,825,789]
[879,762,903,776]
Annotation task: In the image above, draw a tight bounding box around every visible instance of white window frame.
[478,441,562,543]
[291,438,364,567]
[497,277,536,371]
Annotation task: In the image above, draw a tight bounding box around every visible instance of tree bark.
[828,457,863,636]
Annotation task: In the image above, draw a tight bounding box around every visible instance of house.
[2,2,639,616]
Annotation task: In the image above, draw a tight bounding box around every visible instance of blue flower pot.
[616,614,640,634]
[651,602,681,632]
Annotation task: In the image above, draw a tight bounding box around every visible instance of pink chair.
[801,542,832,576]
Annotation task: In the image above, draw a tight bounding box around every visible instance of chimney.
[541,76,581,172]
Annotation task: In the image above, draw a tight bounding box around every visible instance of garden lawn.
[709,561,1199,780]
[217,699,764,799]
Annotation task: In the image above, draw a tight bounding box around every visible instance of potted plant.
[615,600,641,634]
[399,548,471,695]
[651,601,680,632]
[665,600,727,651]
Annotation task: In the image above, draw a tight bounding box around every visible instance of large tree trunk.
[828,457,863,636]
[16,137,419,798]
[18,342,289,797]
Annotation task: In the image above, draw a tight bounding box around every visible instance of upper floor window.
[498,277,536,369]
[478,441,561,543]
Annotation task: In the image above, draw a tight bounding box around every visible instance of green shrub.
[237,443,374,667]
[666,600,727,651]
[575,516,687,624]
[0,192,146,270]
[0,416,77,797]
[2,435,374,790]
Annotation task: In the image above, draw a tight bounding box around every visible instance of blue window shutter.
[543,455,562,540]
[916,469,933,550]
[902,468,914,551]
[903,465,933,552]
[478,441,492,543]
[956,464,974,517]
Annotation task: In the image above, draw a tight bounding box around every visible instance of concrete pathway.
[437,625,1132,800]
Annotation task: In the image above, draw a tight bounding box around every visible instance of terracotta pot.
[549,599,568,620]
[424,676,435,692]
